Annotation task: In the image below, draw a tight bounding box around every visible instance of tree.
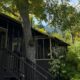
[46,0,80,43]
[0,0,46,61]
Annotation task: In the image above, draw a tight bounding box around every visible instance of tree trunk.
[15,0,36,62]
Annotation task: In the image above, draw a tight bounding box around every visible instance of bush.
[49,42,80,80]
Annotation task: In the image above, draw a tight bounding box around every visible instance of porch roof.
[0,13,69,46]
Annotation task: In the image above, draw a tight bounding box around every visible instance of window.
[0,28,7,49]
[35,38,50,59]
[12,38,21,52]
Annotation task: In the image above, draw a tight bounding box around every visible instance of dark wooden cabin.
[0,13,69,80]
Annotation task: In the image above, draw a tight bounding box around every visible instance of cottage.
[0,13,69,80]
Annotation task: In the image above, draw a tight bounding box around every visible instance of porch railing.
[26,57,53,80]
[0,48,47,80]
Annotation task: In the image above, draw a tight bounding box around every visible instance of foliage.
[49,41,80,80]
[64,30,72,43]
[0,0,46,20]
[66,42,80,80]
[47,2,80,31]
[51,32,64,41]
[49,47,68,80]
[46,1,80,43]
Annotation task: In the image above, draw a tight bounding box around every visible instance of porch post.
[43,39,45,58]
[5,29,8,48]
[50,38,52,58]
[12,26,14,51]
